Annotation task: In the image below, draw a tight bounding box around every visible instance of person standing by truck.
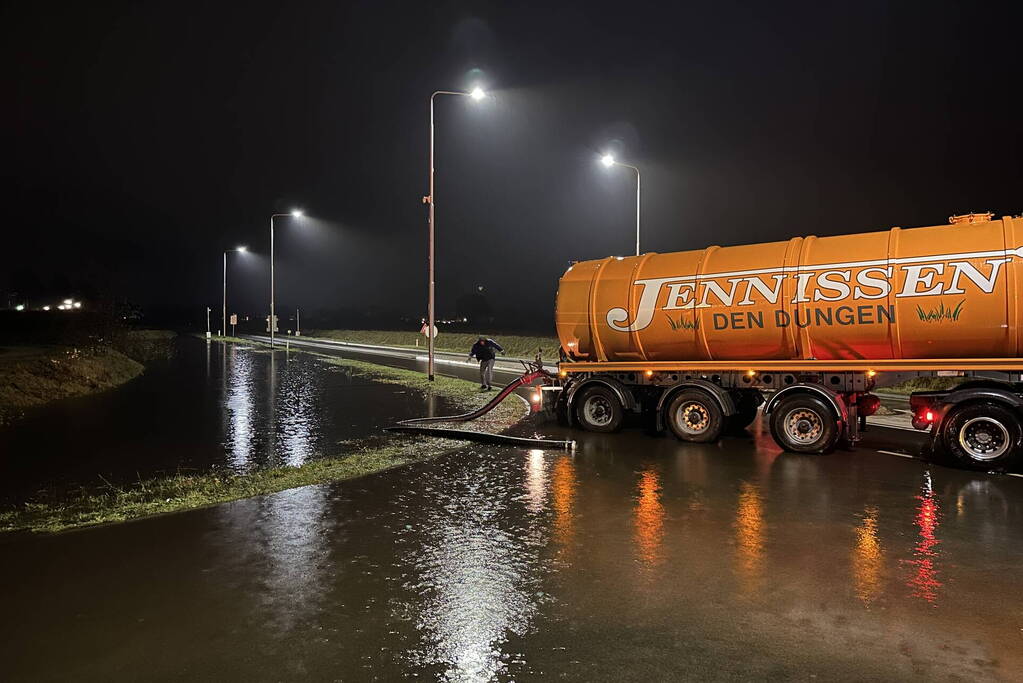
[468,336,504,390]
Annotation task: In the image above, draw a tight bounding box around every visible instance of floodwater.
[0,339,448,503]
[3,414,1022,681]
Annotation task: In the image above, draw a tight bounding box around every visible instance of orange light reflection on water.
[734,481,765,595]
[551,456,578,552]
[633,466,664,568]
[852,505,884,605]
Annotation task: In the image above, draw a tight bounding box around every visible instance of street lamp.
[270,210,303,348]
[600,153,641,256]
[222,245,247,338]
[423,86,486,381]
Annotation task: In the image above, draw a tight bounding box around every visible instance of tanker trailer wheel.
[770,395,840,454]
[574,386,624,433]
[941,402,1022,471]
[666,389,724,443]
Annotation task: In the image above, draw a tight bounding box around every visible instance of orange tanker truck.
[549,212,1023,469]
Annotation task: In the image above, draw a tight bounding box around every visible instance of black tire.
[940,402,1023,470]
[769,395,840,454]
[555,393,570,427]
[574,386,624,433]
[665,389,725,443]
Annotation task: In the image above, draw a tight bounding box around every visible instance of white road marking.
[877,450,914,458]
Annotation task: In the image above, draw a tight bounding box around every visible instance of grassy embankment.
[878,375,971,395]
[309,329,561,360]
[0,352,527,534]
[0,330,176,425]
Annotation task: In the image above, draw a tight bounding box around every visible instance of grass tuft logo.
[916,299,965,323]
[665,314,699,331]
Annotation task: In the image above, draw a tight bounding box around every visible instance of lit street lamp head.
[469,87,486,101]
[601,153,615,167]
[290,209,303,218]
[236,245,247,252]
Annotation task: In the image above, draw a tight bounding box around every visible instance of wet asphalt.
[1,339,1022,681]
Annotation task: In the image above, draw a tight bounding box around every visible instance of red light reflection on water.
[905,472,942,605]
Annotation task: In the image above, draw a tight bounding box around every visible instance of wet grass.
[0,351,527,534]
[308,329,561,360]
[202,334,260,345]
[0,345,144,425]
[0,330,177,425]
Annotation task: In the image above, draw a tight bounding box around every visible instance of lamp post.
[423,86,485,381]
[601,154,641,256]
[270,210,303,348]
[222,246,247,338]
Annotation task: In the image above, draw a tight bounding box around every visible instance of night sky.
[3,0,1020,329]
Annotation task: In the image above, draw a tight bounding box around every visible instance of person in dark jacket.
[467,336,504,390]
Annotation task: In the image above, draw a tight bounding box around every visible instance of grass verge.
[308,329,561,360]
[0,330,177,426]
[0,350,527,534]
[0,346,144,425]
[879,375,971,395]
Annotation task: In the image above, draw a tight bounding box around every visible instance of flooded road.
[3,415,1022,681]
[0,339,449,503]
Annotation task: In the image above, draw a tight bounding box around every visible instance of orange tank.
[556,214,1023,362]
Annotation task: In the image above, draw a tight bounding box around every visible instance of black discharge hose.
[390,367,576,450]
[396,373,535,425]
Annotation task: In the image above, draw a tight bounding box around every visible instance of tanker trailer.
[551,212,1023,468]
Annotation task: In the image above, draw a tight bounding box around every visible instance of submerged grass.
[308,329,561,360]
[0,350,527,534]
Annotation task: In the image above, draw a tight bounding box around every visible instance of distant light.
[291,209,304,218]
[600,154,615,167]
[237,245,248,252]
[63,299,73,305]
[42,305,51,311]
[15,304,25,311]
[469,87,486,100]
[73,302,82,309]
[645,370,654,378]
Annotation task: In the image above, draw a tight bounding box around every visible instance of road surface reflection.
[633,464,664,569]
[905,471,942,605]
[852,505,884,605]
[734,480,765,596]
